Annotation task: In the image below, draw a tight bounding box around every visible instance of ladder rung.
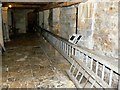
[75,68,80,78]
[102,65,105,80]
[91,80,96,88]
[83,75,90,88]
[69,61,74,72]
[79,74,84,83]
[90,58,93,70]
[96,61,99,75]
[72,63,77,74]
[109,70,113,86]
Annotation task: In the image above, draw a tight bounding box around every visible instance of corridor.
[0,0,119,89]
[2,33,75,88]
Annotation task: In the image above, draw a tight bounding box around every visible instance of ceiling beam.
[2,0,88,10]
[3,4,47,9]
[1,0,87,2]
[39,1,87,11]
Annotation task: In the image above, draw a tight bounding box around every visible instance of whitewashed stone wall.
[60,6,76,39]
[93,2,118,58]
[2,7,10,42]
[39,1,119,59]
[53,8,60,35]
[13,9,33,33]
[39,11,44,28]
[77,2,94,49]
[77,1,118,59]
[43,10,49,30]
[48,9,53,33]
[0,3,4,48]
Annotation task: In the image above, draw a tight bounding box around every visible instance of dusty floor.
[2,33,75,88]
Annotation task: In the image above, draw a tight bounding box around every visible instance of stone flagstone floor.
[2,33,75,88]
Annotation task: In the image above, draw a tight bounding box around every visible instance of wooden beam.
[39,1,86,11]
[2,0,88,10]
[1,0,87,2]
[5,4,45,9]
[2,2,49,9]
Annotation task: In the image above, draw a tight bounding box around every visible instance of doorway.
[27,11,37,33]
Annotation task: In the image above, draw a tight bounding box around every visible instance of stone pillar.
[0,3,4,50]
[2,7,10,42]
[39,11,43,27]
[0,3,2,89]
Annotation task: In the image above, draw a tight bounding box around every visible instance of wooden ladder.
[66,56,111,89]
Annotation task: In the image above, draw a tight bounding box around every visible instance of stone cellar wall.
[12,9,34,33]
[39,1,119,59]
[77,1,118,59]
[93,2,118,59]
[0,4,4,48]
[43,10,49,31]
[59,6,76,39]
[39,1,119,88]
[39,11,44,28]
[52,8,60,35]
